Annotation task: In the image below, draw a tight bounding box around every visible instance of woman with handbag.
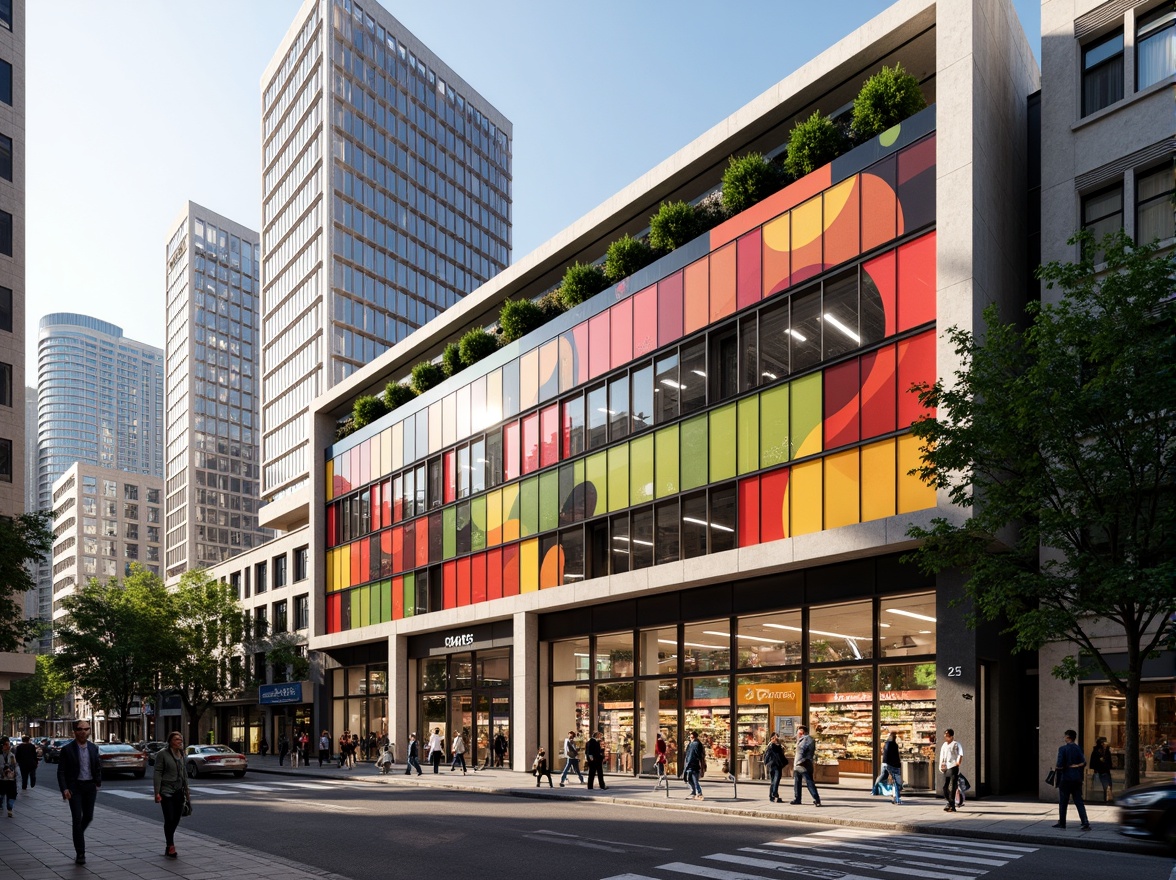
[0,737,18,817]
[153,731,190,859]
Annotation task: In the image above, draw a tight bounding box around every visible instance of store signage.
[259,683,303,705]
[444,632,475,648]
[738,683,801,715]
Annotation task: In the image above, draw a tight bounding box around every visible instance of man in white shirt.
[938,728,964,812]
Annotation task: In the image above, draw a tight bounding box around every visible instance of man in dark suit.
[14,735,38,789]
[57,720,101,865]
[584,730,607,791]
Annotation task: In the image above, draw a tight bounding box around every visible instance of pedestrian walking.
[338,731,349,768]
[405,732,423,775]
[585,730,607,790]
[15,734,38,790]
[763,732,789,803]
[532,748,554,787]
[365,731,377,762]
[939,728,963,812]
[290,729,302,768]
[493,729,508,768]
[450,731,468,774]
[299,731,311,765]
[427,728,445,773]
[653,731,669,791]
[153,731,190,859]
[258,735,269,759]
[0,738,18,816]
[1089,737,1113,802]
[376,742,395,773]
[790,725,821,806]
[682,730,705,800]
[278,734,290,766]
[559,730,585,786]
[349,733,361,768]
[319,730,331,767]
[1054,729,1092,830]
[877,731,904,804]
[57,720,102,865]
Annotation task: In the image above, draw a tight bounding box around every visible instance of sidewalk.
[0,783,352,880]
[250,756,1162,856]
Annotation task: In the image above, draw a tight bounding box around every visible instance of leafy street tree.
[0,512,53,652]
[165,570,248,745]
[907,231,1176,788]
[5,654,70,732]
[264,630,311,684]
[53,567,173,742]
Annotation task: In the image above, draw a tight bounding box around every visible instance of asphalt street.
[93,774,1174,880]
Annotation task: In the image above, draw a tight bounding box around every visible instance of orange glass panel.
[824,448,860,529]
[657,271,684,347]
[896,232,936,331]
[823,176,860,268]
[501,543,520,597]
[860,438,897,522]
[683,257,709,334]
[762,211,790,298]
[709,242,736,322]
[861,154,897,251]
[790,194,823,284]
[736,229,762,311]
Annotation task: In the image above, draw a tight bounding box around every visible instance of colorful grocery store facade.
[302,0,1040,795]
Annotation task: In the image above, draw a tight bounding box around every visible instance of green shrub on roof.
[458,327,500,367]
[852,63,926,141]
[383,381,417,411]
[558,262,609,310]
[784,110,848,178]
[352,394,389,429]
[604,235,657,285]
[441,342,463,377]
[721,153,786,216]
[649,200,702,254]
[410,360,446,396]
[499,298,548,344]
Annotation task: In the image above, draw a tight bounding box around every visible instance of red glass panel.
[521,412,540,475]
[657,271,684,347]
[824,358,861,449]
[896,329,937,426]
[443,560,457,609]
[860,345,897,439]
[457,557,472,606]
[897,134,936,234]
[414,518,429,568]
[370,484,382,531]
[503,421,520,481]
[897,231,936,331]
[392,576,404,620]
[381,479,392,527]
[823,175,861,268]
[589,311,611,379]
[471,552,487,604]
[391,526,403,574]
[863,250,897,337]
[610,298,632,367]
[357,541,369,586]
[380,530,393,577]
[326,505,337,548]
[710,242,736,322]
[861,154,897,251]
[328,593,341,633]
[350,542,361,587]
[540,404,559,468]
[501,543,520,597]
[572,321,590,385]
[760,467,790,542]
[443,450,456,504]
[633,286,657,357]
[486,548,503,601]
[683,257,709,335]
[736,229,762,311]
[738,476,760,546]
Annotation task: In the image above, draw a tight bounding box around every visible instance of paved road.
[95,775,1173,880]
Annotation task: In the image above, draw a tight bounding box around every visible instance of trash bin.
[902,758,933,791]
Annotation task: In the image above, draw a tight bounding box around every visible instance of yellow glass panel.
[790,459,823,536]
[897,433,936,514]
[585,451,608,516]
[501,483,521,542]
[380,429,392,480]
[792,193,823,250]
[861,439,897,522]
[520,348,539,410]
[520,538,540,593]
[629,434,654,504]
[737,397,759,475]
[325,459,335,501]
[486,489,503,547]
[340,547,351,590]
[608,445,629,512]
[655,425,679,498]
[824,449,860,529]
[325,548,334,591]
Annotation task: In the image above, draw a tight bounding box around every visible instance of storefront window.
[737,610,802,668]
[683,676,731,774]
[1082,681,1176,787]
[809,601,873,663]
[809,665,874,773]
[420,658,447,691]
[735,671,801,781]
[449,652,473,689]
[637,678,679,775]
[683,620,731,672]
[878,662,937,789]
[879,593,936,658]
[421,695,447,744]
[594,632,634,679]
[552,685,589,771]
[639,626,677,675]
[476,650,510,688]
[596,681,634,773]
[552,638,591,681]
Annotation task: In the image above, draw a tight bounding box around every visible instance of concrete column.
[513,611,538,771]
[935,570,978,793]
[388,632,410,754]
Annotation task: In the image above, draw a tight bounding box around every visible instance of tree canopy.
[5,654,70,729]
[906,231,1176,787]
[0,512,53,652]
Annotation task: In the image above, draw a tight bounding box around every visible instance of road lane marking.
[105,790,151,799]
[660,860,875,879]
[738,846,985,880]
[189,786,238,794]
[531,829,673,851]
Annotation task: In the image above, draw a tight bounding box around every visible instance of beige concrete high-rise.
[258,0,512,522]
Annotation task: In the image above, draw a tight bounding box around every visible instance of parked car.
[142,741,167,765]
[44,738,72,763]
[1119,778,1176,851]
[184,744,247,778]
[96,743,147,778]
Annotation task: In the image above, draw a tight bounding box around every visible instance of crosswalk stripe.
[105,790,151,799]
[776,840,1009,868]
[809,830,1035,855]
[230,783,277,791]
[269,782,336,790]
[190,786,237,794]
[600,875,661,880]
[739,846,985,880]
[661,860,874,880]
[892,835,1037,854]
[766,838,999,870]
[710,851,980,880]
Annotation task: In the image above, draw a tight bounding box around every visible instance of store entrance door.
[477,691,511,768]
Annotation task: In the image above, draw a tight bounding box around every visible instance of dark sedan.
[1118,777,1176,850]
[44,738,71,763]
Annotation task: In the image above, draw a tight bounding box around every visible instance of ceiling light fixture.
[823,312,860,343]
[886,608,937,623]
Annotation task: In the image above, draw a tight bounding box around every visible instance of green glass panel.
[381,581,392,623]
[709,403,737,481]
[539,470,560,532]
[630,434,654,504]
[655,425,680,498]
[607,445,629,512]
[369,584,380,624]
[471,495,487,552]
[737,396,760,475]
[520,477,539,537]
[586,451,608,516]
[359,587,370,628]
[403,573,415,618]
[442,506,457,559]
[790,372,823,459]
[680,415,708,491]
[759,384,790,467]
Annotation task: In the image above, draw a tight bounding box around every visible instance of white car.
[183,744,248,778]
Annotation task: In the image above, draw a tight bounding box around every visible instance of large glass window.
[0,60,10,106]
[630,362,654,433]
[758,301,789,383]
[552,637,591,681]
[809,600,873,663]
[736,671,802,780]
[737,610,803,668]
[879,593,936,658]
[639,626,678,675]
[654,353,679,423]
[809,665,875,768]
[821,270,860,360]
[0,287,9,332]
[1082,29,1124,116]
[1137,5,1176,90]
[0,134,11,182]
[638,678,679,775]
[1081,184,1123,261]
[683,620,730,673]
[596,681,634,773]
[790,287,822,372]
[1136,163,1175,244]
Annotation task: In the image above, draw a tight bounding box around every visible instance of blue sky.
[24,1,1041,378]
